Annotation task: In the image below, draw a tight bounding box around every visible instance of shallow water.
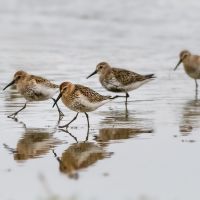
[1,0,200,200]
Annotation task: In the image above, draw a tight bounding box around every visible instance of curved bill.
[52,92,62,108]
[86,70,97,79]
[3,80,15,90]
[174,59,182,71]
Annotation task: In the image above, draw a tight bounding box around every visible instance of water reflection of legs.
[10,114,61,130]
[125,103,129,118]
[125,92,129,118]
[59,128,78,143]
[195,89,198,100]
[195,90,198,100]
[59,128,89,142]
[195,79,198,91]
[3,143,17,154]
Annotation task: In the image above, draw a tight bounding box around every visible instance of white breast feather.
[104,77,122,89]
[79,94,110,111]
[34,84,58,99]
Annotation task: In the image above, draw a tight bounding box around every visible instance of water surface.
[1,0,200,200]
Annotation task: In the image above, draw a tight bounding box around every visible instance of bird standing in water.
[3,70,64,119]
[174,50,200,94]
[87,62,155,108]
[53,81,122,133]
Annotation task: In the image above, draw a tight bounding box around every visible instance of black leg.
[52,98,64,119]
[125,92,129,104]
[195,80,198,100]
[52,149,62,164]
[8,103,27,118]
[3,143,17,154]
[59,112,79,129]
[195,79,198,90]
[125,93,129,117]
[84,112,90,140]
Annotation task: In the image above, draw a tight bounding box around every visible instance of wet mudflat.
[1,0,200,200]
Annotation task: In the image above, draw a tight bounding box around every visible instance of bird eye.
[99,65,103,69]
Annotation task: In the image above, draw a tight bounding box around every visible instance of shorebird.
[87,62,155,106]
[174,50,200,92]
[53,81,123,132]
[3,70,64,119]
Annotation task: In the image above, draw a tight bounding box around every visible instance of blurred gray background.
[1,0,200,200]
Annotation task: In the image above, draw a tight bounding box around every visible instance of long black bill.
[52,92,62,108]
[3,80,15,90]
[86,70,97,79]
[174,59,182,71]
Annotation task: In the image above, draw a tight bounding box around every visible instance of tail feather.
[145,74,155,79]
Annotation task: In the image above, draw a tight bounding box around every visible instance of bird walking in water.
[53,81,122,133]
[87,62,155,108]
[3,70,64,119]
[174,50,200,94]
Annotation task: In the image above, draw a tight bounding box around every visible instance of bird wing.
[75,84,110,103]
[112,68,148,86]
[29,75,59,88]
[26,76,58,99]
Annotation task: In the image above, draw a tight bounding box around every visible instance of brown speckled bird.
[87,62,155,105]
[174,50,200,92]
[3,70,64,119]
[53,81,122,132]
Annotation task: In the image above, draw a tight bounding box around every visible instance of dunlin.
[3,70,64,119]
[87,62,155,105]
[174,50,200,91]
[53,81,122,132]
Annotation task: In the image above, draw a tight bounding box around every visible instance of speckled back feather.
[112,68,154,86]
[75,84,110,102]
[29,75,59,88]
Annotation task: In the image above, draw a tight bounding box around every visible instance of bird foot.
[58,124,69,129]
[7,113,17,119]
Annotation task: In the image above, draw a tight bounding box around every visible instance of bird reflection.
[99,109,153,128]
[95,127,153,146]
[52,134,112,179]
[179,99,200,135]
[3,121,62,161]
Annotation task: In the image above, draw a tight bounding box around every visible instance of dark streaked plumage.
[87,62,155,106]
[3,70,64,119]
[53,81,122,132]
